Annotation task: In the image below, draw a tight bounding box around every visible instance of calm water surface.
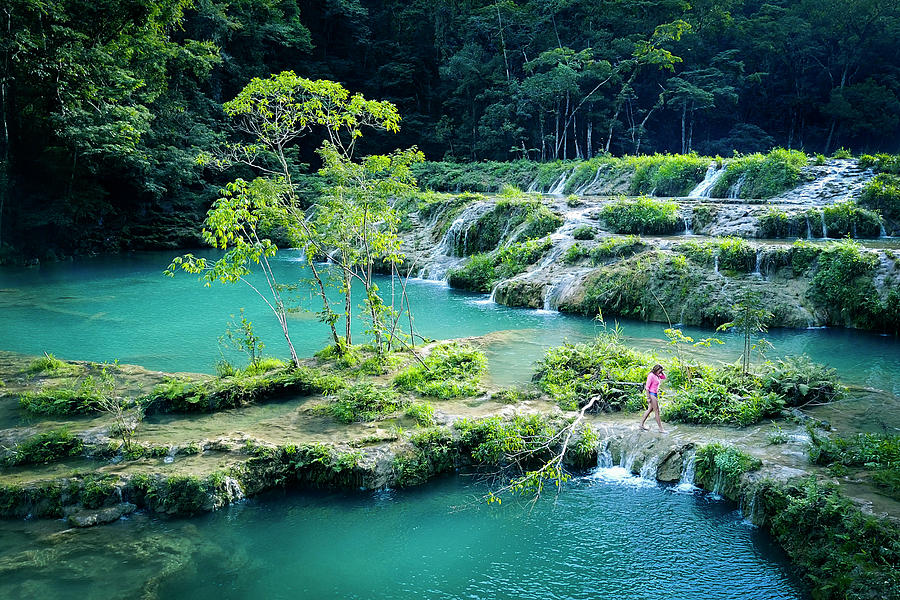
[1,250,897,394]
[0,475,806,600]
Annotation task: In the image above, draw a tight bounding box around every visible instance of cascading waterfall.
[688,163,726,198]
[820,211,828,238]
[223,476,245,502]
[752,247,763,278]
[713,255,720,274]
[423,202,493,280]
[548,169,573,195]
[574,166,603,195]
[638,455,660,480]
[880,222,888,238]
[805,216,812,239]
[683,211,693,235]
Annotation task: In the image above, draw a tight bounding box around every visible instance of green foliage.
[144,367,345,414]
[572,225,596,240]
[394,343,486,398]
[79,474,119,510]
[589,235,648,262]
[757,478,900,599]
[625,153,711,196]
[832,147,853,159]
[393,428,458,487]
[790,240,822,275]
[533,333,656,410]
[490,387,543,404]
[809,239,879,326]
[762,356,844,406]
[452,199,561,256]
[757,208,800,238]
[663,374,783,426]
[4,429,84,466]
[711,149,808,199]
[447,236,552,292]
[715,237,755,272]
[456,414,555,465]
[27,354,82,377]
[859,153,900,174]
[19,370,116,415]
[808,429,900,498]
[859,173,900,223]
[822,202,883,238]
[695,443,762,495]
[328,382,408,423]
[220,309,264,368]
[405,402,437,427]
[562,243,591,264]
[599,196,680,235]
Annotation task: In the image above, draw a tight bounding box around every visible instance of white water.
[689,163,725,198]
[820,211,828,238]
[728,172,748,199]
[674,449,698,493]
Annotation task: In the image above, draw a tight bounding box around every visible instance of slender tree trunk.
[554,106,560,159]
[586,120,592,159]
[687,103,694,153]
[496,3,510,82]
[681,104,687,155]
[563,93,569,159]
[344,270,352,346]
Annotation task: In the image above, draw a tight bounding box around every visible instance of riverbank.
[1,342,898,598]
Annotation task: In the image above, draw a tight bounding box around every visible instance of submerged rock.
[67,502,136,528]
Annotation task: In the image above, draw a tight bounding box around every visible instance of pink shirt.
[645,372,665,394]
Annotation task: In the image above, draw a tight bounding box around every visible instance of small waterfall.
[713,255,720,274]
[752,247,762,278]
[688,163,725,198]
[526,176,540,193]
[675,449,697,492]
[542,271,579,311]
[423,202,493,280]
[620,446,640,473]
[880,222,888,238]
[820,211,828,238]
[683,211,693,235]
[728,172,747,199]
[639,455,660,480]
[598,444,613,469]
[805,216,812,239]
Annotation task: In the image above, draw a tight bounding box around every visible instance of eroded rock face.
[492,279,546,309]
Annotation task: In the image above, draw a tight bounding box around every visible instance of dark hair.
[651,364,664,375]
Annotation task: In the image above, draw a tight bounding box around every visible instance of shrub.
[711,148,808,199]
[790,240,821,275]
[572,225,596,240]
[328,382,407,423]
[454,199,561,255]
[757,208,800,238]
[762,356,844,406]
[4,428,84,466]
[832,147,852,159]
[393,427,458,486]
[394,342,486,398]
[447,253,496,292]
[456,414,556,466]
[599,196,680,234]
[822,202,882,238]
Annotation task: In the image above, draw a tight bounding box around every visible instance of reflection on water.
[0,476,806,600]
[1,250,898,397]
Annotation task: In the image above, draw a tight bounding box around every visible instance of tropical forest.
[1,1,900,599]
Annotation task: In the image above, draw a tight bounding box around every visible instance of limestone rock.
[68,502,136,528]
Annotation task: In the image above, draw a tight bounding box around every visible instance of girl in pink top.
[640,364,667,433]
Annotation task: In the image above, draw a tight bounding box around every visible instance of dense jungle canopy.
[1,0,899,258]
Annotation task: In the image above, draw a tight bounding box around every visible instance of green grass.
[589,235,648,262]
[859,173,900,224]
[599,196,680,235]
[572,225,596,240]
[762,356,844,406]
[695,443,762,496]
[447,237,552,292]
[19,374,114,415]
[27,353,83,377]
[822,202,882,238]
[394,342,486,398]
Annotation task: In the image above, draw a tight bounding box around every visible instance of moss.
[589,235,647,263]
[27,353,83,377]
[79,474,120,509]
[790,240,821,275]
[394,342,486,398]
[599,196,680,235]
[808,239,879,326]
[453,199,560,256]
[393,428,458,487]
[405,401,437,427]
[572,225,596,240]
[4,428,84,466]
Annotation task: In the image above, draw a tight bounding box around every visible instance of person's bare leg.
[652,399,666,433]
[639,398,651,430]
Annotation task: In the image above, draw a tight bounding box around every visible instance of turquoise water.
[1,250,898,394]
[0,475,806,600]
